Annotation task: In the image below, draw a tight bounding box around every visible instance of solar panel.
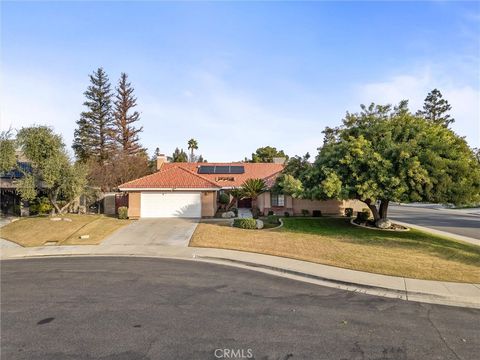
[214,166,230,174]
[198,166,215,174]
[198,165,245,175]
[229,166,245,174]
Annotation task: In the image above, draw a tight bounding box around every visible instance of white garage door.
[140,192,201,218]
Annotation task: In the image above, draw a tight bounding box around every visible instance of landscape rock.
[221,211,235,219]
[62,218,72,222]
[50,217,62,221]
[255,219,264,229]
[79,235,90,239]
[376,218,392,229]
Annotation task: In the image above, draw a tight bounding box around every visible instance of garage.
[140,192,201,218]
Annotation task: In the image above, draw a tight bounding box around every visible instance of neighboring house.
[118,155,363,219]
[0,162,32,216]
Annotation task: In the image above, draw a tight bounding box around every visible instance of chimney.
[272,157,287,165]
[156,154,168,170]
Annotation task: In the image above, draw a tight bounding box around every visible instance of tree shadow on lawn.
[281,218,480,267]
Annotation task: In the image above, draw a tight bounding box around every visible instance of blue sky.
[2,1,479,161]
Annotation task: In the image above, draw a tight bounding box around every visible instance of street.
[2,257,479,360]
[389,204,480,240]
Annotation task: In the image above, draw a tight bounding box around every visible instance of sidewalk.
[1,243,479,309]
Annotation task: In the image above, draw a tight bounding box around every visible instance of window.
[271,194,285,207]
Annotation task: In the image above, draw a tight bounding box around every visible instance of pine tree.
[171,148,188,162]
[113,73,143,155]
[73,67,115,162]
[417,89,454,127]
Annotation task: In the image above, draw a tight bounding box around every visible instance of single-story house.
[118,155,363,219]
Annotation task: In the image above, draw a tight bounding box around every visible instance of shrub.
[312,210,322,217]
[284,212,290,217]
[230,207,238,217]
[344,208,353,217]
[233,218,257,229]
[267,215,280,225]
[218,193,230,205]
[118,206,128,219]
[356,208,370,222]
[301,209,310,216]
[30,197,53,215]
[267,210,274,216]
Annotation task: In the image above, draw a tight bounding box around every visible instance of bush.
[344,207,353,217]
[218,193,230,205]
[301,209,310,216]
[284,211,290,217]
[356,208,370,222]
[230,207,238,217]
[233,218,257,229]
[118,206,128,219]
[267,215,280,225]
[30,197,53,215]
[312,210,322,217]
[267,210,274,216]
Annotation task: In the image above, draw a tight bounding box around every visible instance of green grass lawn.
[0,214,130,247]
[191,217,480,283]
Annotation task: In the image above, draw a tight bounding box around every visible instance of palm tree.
[226,188,245,210]
[240,178,267,211]
[187,138,198,162]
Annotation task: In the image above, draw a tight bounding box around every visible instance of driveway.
[101,218,198,247]
[389,204,480,240]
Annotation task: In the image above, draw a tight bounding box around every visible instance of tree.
[240,178,267,210]
[417,88,454,127]
[226,188,244,210]
[303,102,480,225]
[0,130,16,173]
[283,153,311,179]
[249,146,288,163]
[88,149,150,191]
[113,73,144,155]
[197,155,207,163]
[16,126,87,214]
[170,147,188,162]
[272,174,303,198]
[73,67,115,162]
[187,138,198,162]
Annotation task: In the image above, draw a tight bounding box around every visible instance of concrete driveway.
[101,218,198,247]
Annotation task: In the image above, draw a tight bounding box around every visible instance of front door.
[237,198,252,208]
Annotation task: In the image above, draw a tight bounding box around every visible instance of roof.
[119,165,221,190]
[119,162,285,190]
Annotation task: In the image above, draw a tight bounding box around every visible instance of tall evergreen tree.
[113,73,143,155]
[417,88,454,127]
[73,67,114,162]
[170,148,188,162]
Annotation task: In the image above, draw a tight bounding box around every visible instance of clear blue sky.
[2,1,479,161]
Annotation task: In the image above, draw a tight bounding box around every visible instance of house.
[118,155,363,219]
[0,161,33,216]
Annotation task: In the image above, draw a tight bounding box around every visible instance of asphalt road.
[388,205,480,240]
[2,258,479,360]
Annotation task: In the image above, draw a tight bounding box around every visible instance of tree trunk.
[379,199,389,219]
[363,198,380,222]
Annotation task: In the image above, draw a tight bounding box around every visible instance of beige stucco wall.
[257,192,270,213]
[201,191,217,217]
[343,199,365,213]
[128,192,141,219]
[292,198,344,215]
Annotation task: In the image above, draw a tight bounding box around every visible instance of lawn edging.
[349,218,410,232]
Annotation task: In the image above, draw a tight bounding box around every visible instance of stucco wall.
[201,191,217,217]
[128,192,141,219]
[292,198,345,215]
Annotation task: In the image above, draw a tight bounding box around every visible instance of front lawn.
[0,214,130,247]
[190,217,480,283]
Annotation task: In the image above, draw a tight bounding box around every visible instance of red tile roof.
[119,162,285,190]
[119,165,221,189]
